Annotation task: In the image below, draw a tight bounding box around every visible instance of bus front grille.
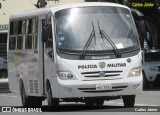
[81,71,122,78]
[78,85,128,93]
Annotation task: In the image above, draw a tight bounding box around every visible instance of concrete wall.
[0,0,84,24]
[0,0,37,24]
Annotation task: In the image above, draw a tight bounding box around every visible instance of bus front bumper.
[55,76,142,98]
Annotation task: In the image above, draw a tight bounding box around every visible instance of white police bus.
[8,2,142,107]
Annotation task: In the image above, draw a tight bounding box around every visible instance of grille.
[29,80,39,94]
[78,85,128,93]
[81,71,122,78]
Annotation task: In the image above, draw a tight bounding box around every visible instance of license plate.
[96,84,112,90]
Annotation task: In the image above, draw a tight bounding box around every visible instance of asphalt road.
[0,78,160,113]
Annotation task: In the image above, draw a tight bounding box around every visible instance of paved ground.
[0,78,160,113]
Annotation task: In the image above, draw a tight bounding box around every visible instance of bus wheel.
[122,95,135,107]
[20,81,42,107]
[20,82,32,107]
[85,98,94,106]
[34,97,42,106]
[143,71,149,90]
[95,99,104,106]
[46,83,59,107]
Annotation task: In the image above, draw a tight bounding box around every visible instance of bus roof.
[10,2,130,20]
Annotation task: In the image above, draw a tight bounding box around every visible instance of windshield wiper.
[97,20,121,57]
[80,21,96,59]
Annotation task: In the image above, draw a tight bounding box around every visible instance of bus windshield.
[55,6,139,54]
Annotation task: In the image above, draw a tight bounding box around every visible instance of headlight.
[150,66,160,72]
[57,72,74,80]
[130,67,142,77]
[67,74,73,79]
[61,73,67,78]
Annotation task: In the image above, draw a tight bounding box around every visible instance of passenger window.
[10,21,18,35]
[9,37,17,50]
[33,35,38,49]
[9,21,18,50]
[25,35,32,49]
[17,20,29,50]
[17,36,24,49]
[30,19,38,49]
[29,19,38,34]
[25,19,38,49]
[9,18,38,50]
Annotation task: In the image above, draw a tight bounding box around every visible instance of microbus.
[8,2,142,107]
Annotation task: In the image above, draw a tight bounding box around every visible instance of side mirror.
[42,12,52,43]
[131,8,144,18]
[42,20,48,43]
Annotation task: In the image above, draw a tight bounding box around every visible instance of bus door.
[41,13,57,96]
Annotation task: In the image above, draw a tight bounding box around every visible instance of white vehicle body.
[142,50,160,84]
[143,62,160,82]
[7,2,142,107]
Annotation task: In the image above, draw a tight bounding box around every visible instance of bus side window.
[17,20,29,50]
[9,37,17,50]
[29,19,38,49]
[25,18,38,49]
[9,21,18,50]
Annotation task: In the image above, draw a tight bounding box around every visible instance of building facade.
[0,0,84,59]
[0,0,84,24]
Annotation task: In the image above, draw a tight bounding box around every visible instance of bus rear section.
[8,3,142,107]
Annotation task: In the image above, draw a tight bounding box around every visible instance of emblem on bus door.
[99,71,105,77]
[99,62,106,69]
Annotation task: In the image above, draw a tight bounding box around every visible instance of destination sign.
[0,24,8,31]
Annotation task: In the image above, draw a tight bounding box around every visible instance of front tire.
[46,83,59,107]
[85,98,94,106]
[94,99,104,106]
[143,71,149,90]
[122,95,135,107]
